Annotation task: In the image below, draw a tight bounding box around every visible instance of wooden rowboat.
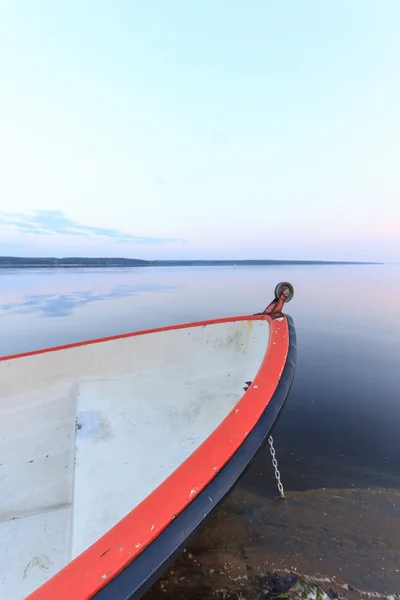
[0,282,296,600]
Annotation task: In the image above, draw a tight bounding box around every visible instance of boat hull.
[0,294,296,600]
[92,315,297,600]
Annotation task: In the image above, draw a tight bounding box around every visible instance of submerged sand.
[144,487,400,600]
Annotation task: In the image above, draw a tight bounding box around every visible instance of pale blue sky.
[1,1,399,261]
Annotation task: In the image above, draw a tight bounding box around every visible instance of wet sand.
[144,486,400,599]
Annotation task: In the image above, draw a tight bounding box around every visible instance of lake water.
[1,265,400,598]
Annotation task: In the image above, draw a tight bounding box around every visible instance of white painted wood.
[0,319,269,600]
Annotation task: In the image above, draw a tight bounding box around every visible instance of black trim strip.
[93,315,297,600]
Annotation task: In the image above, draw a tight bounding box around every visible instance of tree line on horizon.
[0,256,376,267]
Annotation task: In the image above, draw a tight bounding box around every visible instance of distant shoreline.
[0,257,382,268]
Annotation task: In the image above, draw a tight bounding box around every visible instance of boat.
[0,281,297,600]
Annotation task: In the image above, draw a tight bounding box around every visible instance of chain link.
[268,435,285,498]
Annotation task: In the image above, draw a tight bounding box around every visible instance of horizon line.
[0,256,384,265]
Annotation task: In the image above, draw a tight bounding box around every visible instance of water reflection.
[1,284,176,317]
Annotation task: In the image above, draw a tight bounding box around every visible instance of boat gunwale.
[10,311,293,600]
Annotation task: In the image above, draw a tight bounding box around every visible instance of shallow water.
[144,487,400,598]
[1,264,399,596]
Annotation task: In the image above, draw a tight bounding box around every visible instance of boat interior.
[0,318,269,599]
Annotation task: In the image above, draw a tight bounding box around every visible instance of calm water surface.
[1,265,400,596]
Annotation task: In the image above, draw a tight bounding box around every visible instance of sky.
[1,1,399,261]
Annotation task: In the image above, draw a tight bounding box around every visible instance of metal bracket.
[256,281,295,319]
[263,294,286,319]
